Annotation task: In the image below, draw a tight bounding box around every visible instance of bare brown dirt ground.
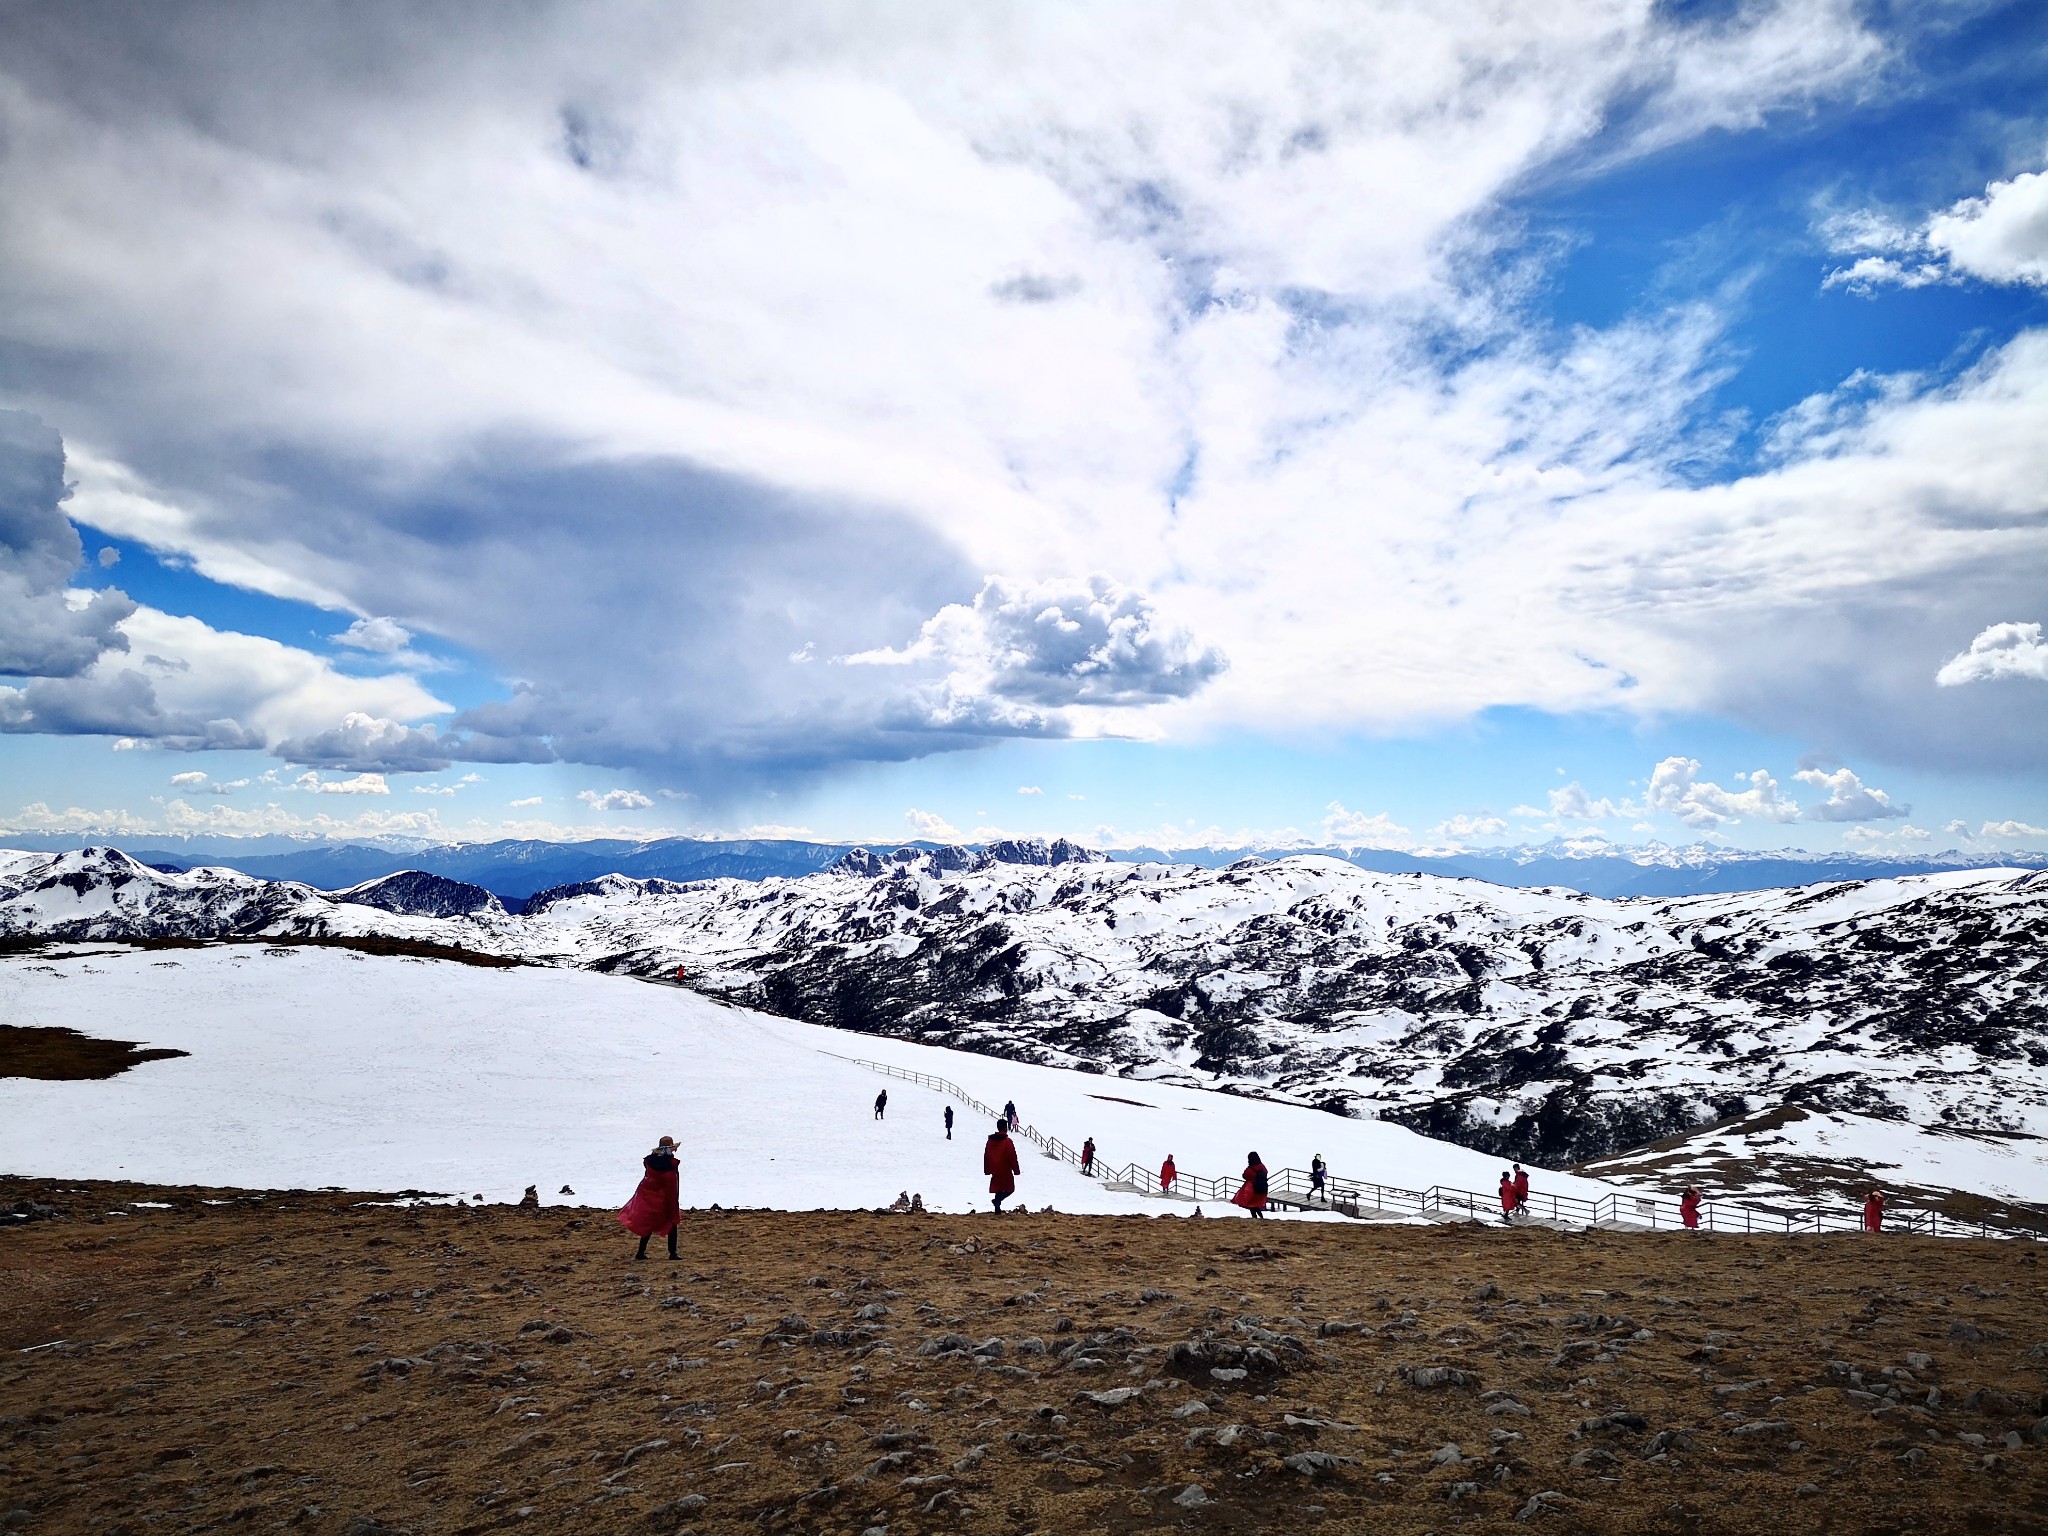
[3,1179,2046,1536]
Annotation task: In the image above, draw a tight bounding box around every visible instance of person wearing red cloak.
[1499,1171,1516,1221]
[984,1119,1021,1214]
[1863,1188,1886,1232]
[1160,1154,1177,1193]
[618,1134,681,1260]
[1680,1187,1702,1230]
[1231,1151,1269,1218]
[1080,1137,1095,1175]
[1511,1163,1530,1213]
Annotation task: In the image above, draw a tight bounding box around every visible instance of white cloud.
[577,788,652,812]
[412,783,458,796]
[168,770,206,787]
[904,808,962,841]
[1979,819,2048,842]
[1793,765,1908,823]
[97,546,119,568]
[1546,781,1634,821]
[334,616,413,654]
[1645,757,1799,829]
[1436,813,1508,840]
[1944,818,1973,840]
[1825,158,2048,292]
[277,711,452,773]
[1321,802,1414,849]
[509,795,542,807]
[293,770,390,795]
[1936,621,2048,686]
[1017,785,1043,795]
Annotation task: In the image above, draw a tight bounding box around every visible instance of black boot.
[667,1227,679,1261]
[635,1234,650,1260]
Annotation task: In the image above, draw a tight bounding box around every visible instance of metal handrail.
[835,1054,2036,1242]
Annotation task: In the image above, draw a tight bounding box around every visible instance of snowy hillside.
[0,946,1624,1217]
[3,843,2044,1212]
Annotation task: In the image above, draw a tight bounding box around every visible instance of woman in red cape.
[1231,1151,1269,1219]
[1863,1188,1886,1232]
[619,1134,681,1260]
[1680,1187,1702,1230]
[1160,1155,1177,1194]
[984,1119,1021,1214]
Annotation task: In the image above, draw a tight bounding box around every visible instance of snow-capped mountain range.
[6,829,2043,900]
[5,840,2044,1221]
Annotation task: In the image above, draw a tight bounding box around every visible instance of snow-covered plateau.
[0,944,1625,1218]
[3,842,2044,1216]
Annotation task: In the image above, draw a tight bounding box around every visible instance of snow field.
[0,946,1623,1217]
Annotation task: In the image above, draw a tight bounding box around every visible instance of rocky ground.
[3,1181,2047,1535]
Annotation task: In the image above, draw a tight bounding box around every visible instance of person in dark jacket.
[1003,1099,1019,1131]
[985,1119,1021,1213]
[618,1135,681,1260]
[1232,1151,1269,1218]
[874,1089,888,1120]
[1080,1136,1095,1175]
[943,1104,954,1140]
[1310,1153,1327,1201]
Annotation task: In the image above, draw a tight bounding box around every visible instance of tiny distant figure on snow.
[1080,1137,1096,1176]
[1499,1171,1516,1223]
[674,964,686,984]
[1004,1099,1020,1131]
[985,1118,1021,1214]
[1512,1163,1530,1214]
[890,1190,912,1212]
[944,1105,954,1140]
[911,1192,925,1213]
[1863,1188,1886,1232]
[518,1185,539,1210]
[1680,1186,1702,1230]
[1160,1154,1177,1194]
[619,1134,681,1261]
[874,1089,888,1120]
[1233,1151,1269,1219]
[1310,1153,1327,1202]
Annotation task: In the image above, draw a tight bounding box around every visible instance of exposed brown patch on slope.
[0,1025,189,1081]
[2,1178,2046,1535]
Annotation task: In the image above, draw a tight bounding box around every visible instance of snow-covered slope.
[4,844,2044,1209]
[0,946,1625,1217]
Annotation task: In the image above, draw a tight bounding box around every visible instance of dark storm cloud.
[0,409,136,679]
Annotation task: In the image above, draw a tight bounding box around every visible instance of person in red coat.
[1160,1155,1177,1194]
[1080,1137,1095,1175]
[618,1134,681,1260]
[1499,1171,1516,1221]
[984,1119,1021,1214]
[1511,1163,1530,1213]
[1863,1188,1886,1232]
[1231,1151,1269,1219]
[1680,1186,1702,1229]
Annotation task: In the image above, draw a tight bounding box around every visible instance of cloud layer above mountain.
[1,1,2044,794]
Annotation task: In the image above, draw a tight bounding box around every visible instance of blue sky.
[2,1,2045,854]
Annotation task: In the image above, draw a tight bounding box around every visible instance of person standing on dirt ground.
[1232,1151,1269,1219]
[943,1104,954,1140]
[1160,1154,1177,1194]
[1863,1188,1886,1232]
[985,1117,1021,1214]
[1511,1162,1530,1214]
[618,1134,682,1261]
[1499,1171,1516,1223]
[874,1089,888,1121]
[1310,1153,1327,1202]
[1680,1186,1702,1230]
[1081,1136,1095,1176]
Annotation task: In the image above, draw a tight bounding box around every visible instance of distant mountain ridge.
[22,829,2042,901]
